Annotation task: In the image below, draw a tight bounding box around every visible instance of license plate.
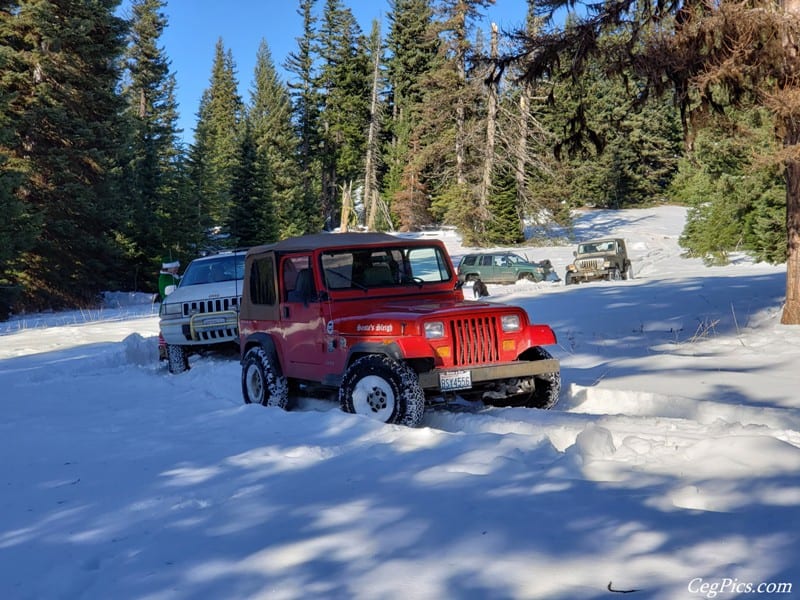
[203,317,225,326]
[440,370,472,392]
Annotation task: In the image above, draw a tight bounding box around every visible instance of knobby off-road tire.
[565,273,576,286]
[607,267,622,281]
[484,347,560,409]
[527,347,561,409]
[624,263,634,280]
[242,347,290,410]
[339,355,425,427]
[167,344,189,374]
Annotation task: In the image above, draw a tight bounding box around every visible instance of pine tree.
[383,0,438,226]
[249,40,308,238]
[318,0,370,228]
[226,120,275,247]
[485,168,524,245]
[414,0,491,243]
[284,0,322,229]
[188,38,243,242]
[122,0,188,290]
[1,0,129,309]
[0,1,32,313]
[675,109,785,265]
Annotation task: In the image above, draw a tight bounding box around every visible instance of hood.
[332,296,527,338]
[162,279,244,304]
[337,296,520,321]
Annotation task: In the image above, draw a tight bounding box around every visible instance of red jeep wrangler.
[238,232,560,427]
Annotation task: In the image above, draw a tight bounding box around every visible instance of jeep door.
[280,255,325,379]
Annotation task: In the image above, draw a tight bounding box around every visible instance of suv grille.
[449,316,500,366]
[182,296,240,317]
[576,259,602,271]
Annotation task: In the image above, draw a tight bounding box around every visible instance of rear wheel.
[167,344,189,374]
[242,347,289,409]
[340,355,425,427]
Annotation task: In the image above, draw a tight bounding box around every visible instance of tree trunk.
[455,11,467,186]
[781,0,800,323]
[782,156,800,323]
[478,23,499,221]
[364,22,382,231]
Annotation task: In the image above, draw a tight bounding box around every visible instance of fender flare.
[240,332,282,373]
[345,341,404,367]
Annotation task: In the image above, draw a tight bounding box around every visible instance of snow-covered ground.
[1,206,798,600]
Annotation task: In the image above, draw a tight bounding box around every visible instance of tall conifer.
[285,0,322,228]
[250,40,308,238]
[1,0,128,308]
[189,39,243,241]
[122,0,187,288]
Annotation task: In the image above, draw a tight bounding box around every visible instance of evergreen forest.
[0,0,793,317]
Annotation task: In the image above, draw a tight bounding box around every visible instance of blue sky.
[118,1,531,144]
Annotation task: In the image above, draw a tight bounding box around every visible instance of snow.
[1,206,798,599]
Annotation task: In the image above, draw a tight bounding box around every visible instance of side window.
[249,256,276,305]
[407,247,452,282]
[283,255,315,303]
[480,255,493,267]
[462,256,476,267]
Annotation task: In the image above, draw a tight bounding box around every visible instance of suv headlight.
[424,321,445,339]
[501,315,521,332]
[603,260,612,268]
[160,302,182,317]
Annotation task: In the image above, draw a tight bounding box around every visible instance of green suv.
[457,251,560,285]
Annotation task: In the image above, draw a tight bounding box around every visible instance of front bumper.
[160,310,239,346]
[417,358,559,391]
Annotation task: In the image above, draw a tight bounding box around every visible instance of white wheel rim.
[351,375,396,422]
[246,363,264,403]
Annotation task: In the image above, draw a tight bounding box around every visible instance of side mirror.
[164,284,176,296]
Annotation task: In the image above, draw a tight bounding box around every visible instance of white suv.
[159,251,246,373]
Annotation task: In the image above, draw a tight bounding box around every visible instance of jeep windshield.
[180,254,245,286]
[322,245,452,290]
[578,241,617,254]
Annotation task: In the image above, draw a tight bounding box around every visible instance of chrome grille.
[183,296,240,317]
[449,316,500,366]
[577,259,602,270]
[196,326,238,341]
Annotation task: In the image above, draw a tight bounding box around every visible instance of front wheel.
[242,347,289,409]
[527,347,561,409]
[339,355,425,427]
[607,267,621,281]
[167,344,189,374]
[483,347,560,409]
[623,263,634,280]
